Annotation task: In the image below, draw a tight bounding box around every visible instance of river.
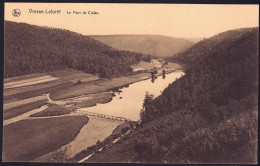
[78,70,184,121]
[34,70,184,161]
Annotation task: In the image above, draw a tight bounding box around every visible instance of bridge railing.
[74,110,133,122]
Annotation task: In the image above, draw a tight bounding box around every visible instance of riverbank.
[49,61,182,101]
[49,72,151,100]
[50,68,182,101]
[68,121,136,162]
[33,116,123,162]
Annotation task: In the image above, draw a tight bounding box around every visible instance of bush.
[77,80,81,84]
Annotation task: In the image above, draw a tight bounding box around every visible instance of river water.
[79,70,184,121]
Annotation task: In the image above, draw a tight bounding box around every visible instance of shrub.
[77,80,81,84]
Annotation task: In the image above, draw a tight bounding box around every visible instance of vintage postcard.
[2,2,259,163]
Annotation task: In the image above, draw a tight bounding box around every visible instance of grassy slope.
[3,116,88,161]
[90,35,194,58]
[87,28,258,163]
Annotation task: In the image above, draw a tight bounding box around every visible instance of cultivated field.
[4,75,59,89]
[3,100,45,120]
[3,116,88,161]
[3,68,100,103]
[4,95,47,110]
[2,68,100,162]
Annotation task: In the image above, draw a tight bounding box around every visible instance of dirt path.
[3,105,49,126]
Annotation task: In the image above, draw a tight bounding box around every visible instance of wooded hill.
[4,21,148,78]
[88,28,258,163]
[90,35,195,58]
[172,28,258,64]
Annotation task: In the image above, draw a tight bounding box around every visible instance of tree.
[143,55,152,63]
[140,92,154,123]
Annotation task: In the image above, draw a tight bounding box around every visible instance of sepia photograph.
[2,2,259,164]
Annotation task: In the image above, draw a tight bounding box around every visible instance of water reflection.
[162,69,166,79]
[151,76,157,83]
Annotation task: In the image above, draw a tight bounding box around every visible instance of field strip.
[5,76,55,86]
[4,73,47,83]
[4,76,59,89]
[4,95,47,110]
[29,112,82,120]
[3,105,48,126]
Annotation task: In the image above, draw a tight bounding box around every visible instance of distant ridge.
[90,34,195,58]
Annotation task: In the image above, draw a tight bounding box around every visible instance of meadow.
[3,116,88,161]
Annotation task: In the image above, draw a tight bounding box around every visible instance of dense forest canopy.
[88,28,258,163]
[4,21,149,78]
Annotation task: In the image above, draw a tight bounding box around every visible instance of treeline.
[4,21,149,78]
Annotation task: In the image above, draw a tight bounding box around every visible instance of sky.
[5,3,259,38]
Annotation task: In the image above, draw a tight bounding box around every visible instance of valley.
[3,15,258,164]
[3,59,181,162]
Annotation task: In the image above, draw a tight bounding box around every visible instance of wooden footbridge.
[74,109,134,122]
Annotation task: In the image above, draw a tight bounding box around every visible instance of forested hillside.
[90,35,194,58]
[4,21,147,78]
[172,28,257,64]
[88,28,258,163]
